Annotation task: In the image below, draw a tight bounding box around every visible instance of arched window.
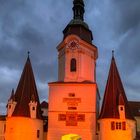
[70,58,76,72]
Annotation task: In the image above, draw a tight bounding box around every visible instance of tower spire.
[63,0,93,43]
[12,56,42,119]
[73,0,85,21]
[99,55,134,120]
[112,50,114,58]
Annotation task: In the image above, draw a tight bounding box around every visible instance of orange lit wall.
[5,117,43,140]
[98,119,136,140]
[47,83,99,140]
[0,120,6,140]
[48,33,99,140]
[58,35,97,83]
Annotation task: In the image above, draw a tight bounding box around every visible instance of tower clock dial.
[67,40,79,50]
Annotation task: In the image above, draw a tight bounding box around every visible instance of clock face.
[68,40,79,50]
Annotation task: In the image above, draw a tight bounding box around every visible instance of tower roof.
[99,55,134,120]
[63,0,93,43]
[73,0,85,21]
[12,56,42,119]
[9,89,15,101]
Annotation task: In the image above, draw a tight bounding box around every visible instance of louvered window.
[111,121,126,130]
[70,58,76,72]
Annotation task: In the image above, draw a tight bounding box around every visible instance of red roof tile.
[99,56,134,120]
[12,56,42,119]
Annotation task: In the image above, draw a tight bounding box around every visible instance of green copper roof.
[68,19,89,29]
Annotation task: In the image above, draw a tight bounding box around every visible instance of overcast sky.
[0,0,140,114]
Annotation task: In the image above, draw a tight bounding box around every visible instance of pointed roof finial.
[73,0,85,21]
[28,51,30,57]
[112,50,114,57]
[31,94,36,102]
[9,88,15,101]
[12,88,14,93]
[27,51,31,61]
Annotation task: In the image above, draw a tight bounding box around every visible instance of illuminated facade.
[5,56,43,140]
[0,0,138,140]
[47,0,100,139]
[48,0,99,140]
[0,116,6,140]
[98,55,136,140]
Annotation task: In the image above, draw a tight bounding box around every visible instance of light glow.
[61,134,81,140]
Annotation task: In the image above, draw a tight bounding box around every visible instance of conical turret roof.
[12,56,42,119]
[99,55,134,120]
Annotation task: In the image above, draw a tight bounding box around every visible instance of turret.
[118,93,126,120]
[98,52,136,140]
[29,94,38,119]
[10,55,42,119]
[5,54,43,140]
[7,89,17,117]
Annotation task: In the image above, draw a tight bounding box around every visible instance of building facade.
[47,0,100,139]
[0,0,138,140]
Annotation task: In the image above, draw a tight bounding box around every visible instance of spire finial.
[28,51,30,57]
[12,88,14,93]
[9,88,15,101]
[73,0,85,21]
[27,51,31,61]
[112,50,114,57]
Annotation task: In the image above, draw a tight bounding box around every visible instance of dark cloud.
[0,0,140,114]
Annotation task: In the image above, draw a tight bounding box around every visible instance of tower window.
[37,130,40,138]
[32,107,35,110]
[116,122,121,129]
[9,105,11,109]
[111,121,126,130]
[118,122,121,129]
[69,93,75,97]
[120,107,123,111]
[111,121,115,130]
[122,122,126,130]
[70,58,76,72]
